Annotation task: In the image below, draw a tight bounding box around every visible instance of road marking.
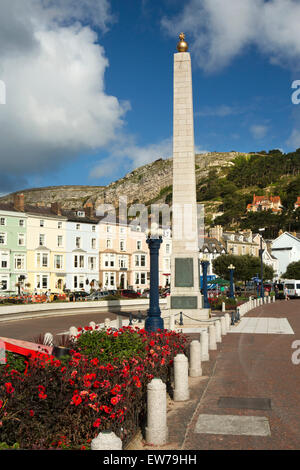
[195,414,271,436]
[230,317,294,334]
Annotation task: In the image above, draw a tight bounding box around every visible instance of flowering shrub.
[0,326,189,449]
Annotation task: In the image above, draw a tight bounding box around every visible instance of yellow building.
[26,203,67,293]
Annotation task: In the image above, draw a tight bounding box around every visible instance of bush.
[0,326,189,450]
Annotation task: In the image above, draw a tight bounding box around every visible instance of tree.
[282,261,300,279]
[212,254,274,283]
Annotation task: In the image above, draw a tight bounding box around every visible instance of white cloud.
[90,138,173,179]
[250,124,268,139]
[0,0,127,191]
[162,0,300,73]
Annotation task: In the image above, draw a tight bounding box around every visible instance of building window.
[164,258,170,271]
[39,234,45,246]
[106,239,112,249]
[166,244,170,254]
[74,276,78,289]
[120,240,126,252]
[76,224,80,230]
[40,220,44,227]
[18,233,25,246]
[79,276,85,289]
[88,257,96,271]
[0,276,8,290]
[119,256,127,269]
[14,255,25,270]
[135,254,146,267]
[58,222,62,229]
[74,255,84,268]
[57,235,63,247]
[137,240,142,250]
[0,252,9,269]
[0,233,7,245]
[75,237,81,249]
[92,226,96,232]
[42,253,48,268]
[107,226,112,233]
[54,255,63,269]
[19,219,25,227]
[134,272,146,285]
[0,218,6,226]
[80,256,84,268]
[91,238,96,250]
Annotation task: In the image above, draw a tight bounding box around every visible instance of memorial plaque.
[171,296,197,309]
[175,258,194,287]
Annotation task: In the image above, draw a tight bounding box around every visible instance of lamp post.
[145,226,164,333]
[259,228,265,299]
[201,256,210,309]
[228,264,235,299]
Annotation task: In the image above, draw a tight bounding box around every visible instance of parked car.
[140,289,150,298]
[69,291,89,301]
[87,291,109,300]
[50,292,67,302]
[119,289,141,299]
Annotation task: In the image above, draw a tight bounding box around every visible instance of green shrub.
[1,352,26,373]
[75,329,146,363]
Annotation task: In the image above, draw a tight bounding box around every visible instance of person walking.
[284,286,290,301]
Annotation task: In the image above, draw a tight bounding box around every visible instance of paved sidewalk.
[133,300,300,451]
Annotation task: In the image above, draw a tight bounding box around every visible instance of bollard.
[179,312,184,326]
[268,296,271,304]
[43,332,54,346]
[221,302,226,313]
[138,310,143,323]
[89,321,96,330]
[231,312,235,326]
[225,313,230,330]
[221,316,227,335]
[215,320,222,343]
[208,324,217,350]
[91,431,122,450]
[69,326,78,340]
[117,315,123,329]
[145,378,168,445]
[173,354,190,401]
[200,330,209,361]
[236,307,240,322]
[104,318,111,329]
[272,296,276,303]
[129,313,133,326]
[189,341,202,377]
[169,313,175,330]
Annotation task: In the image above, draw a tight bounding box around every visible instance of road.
[0,309,141,342]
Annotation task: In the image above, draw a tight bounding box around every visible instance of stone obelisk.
[168,33,209,322]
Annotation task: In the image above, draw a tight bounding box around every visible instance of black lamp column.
[145,233,164,333]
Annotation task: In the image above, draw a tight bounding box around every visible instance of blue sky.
[0,0,299,194]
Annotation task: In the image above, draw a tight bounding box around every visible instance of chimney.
[14,193,25,212]
[51,202,62,216]
[84,202,94,218]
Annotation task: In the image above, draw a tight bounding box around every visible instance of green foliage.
[0,442,20,450]
[2,352,26,373]
[212,254,274,282]
[282,261,300,279]
[75,329,146,363]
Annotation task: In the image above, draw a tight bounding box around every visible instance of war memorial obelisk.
[168,33,209,322]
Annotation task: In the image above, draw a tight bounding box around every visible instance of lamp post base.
[145,315,164,333]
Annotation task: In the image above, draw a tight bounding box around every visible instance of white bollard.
[146,378,168,445]
[200,330,209,361]
[208,324,217,350]
[272,296,276,303]
[69,326,78,340]
[221,316,227,335]
[189,341,202,377]
[268,296,271,304]
[169,313,175,330]
[173,354,190,401]
[225,313,230,331]
[104,318,111,329]
[222,302,226,313]
[91,431,122,450]
[215,320,222,343]
[117,315,123,329]
[43,332,54,346]
[89,321,96,330]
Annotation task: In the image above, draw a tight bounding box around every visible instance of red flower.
[149,340,155,347]
[0,400,3,408]
[93,418,101,428]
[4,382,14,394]
[29,410,34,417]
[111,385,121,395]
[71,395,82,406]
[111,394,122,405]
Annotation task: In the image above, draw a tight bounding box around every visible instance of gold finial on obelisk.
[177,32,188,52]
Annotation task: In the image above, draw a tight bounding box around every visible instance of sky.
[0,0,300,195]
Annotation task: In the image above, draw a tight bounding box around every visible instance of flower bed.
[0,326,189,450]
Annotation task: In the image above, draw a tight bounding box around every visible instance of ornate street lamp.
[228,264,235,299]
[201,255,210,309]
[258,228,265,299]
[145,225,164,333]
